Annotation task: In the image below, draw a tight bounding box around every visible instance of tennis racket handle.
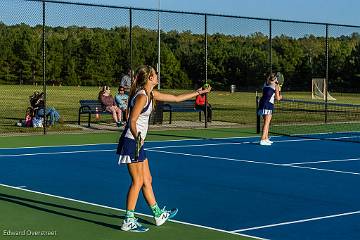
[137,132,142,144]
[135,132,142,161]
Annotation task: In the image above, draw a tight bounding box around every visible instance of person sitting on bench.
[29,91,60,126]
[115,86,129,122]
[98,86,123,127]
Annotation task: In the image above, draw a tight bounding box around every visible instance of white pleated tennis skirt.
[117,137,146,164]
[257,109,273,116]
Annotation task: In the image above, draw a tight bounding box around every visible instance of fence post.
[256,93,260,134]
[129,8,133,78]
[269,19,272,74]
[157,3,161,90]
[204,14,208,128]
[42,0,47,135]
[325,24,329,123]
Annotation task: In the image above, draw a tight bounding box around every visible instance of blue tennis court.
[1,135,359,240]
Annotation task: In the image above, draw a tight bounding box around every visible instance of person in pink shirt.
[98,86,123,127]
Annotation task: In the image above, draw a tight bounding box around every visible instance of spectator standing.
[121,68,132,94]
[195,84,212,122]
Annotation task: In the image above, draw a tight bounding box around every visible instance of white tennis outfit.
[117,89,153,164]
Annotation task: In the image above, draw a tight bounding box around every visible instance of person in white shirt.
[120,68,132,94]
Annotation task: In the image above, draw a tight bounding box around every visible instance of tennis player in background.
[117,65,211,232]
[258,73,282,146]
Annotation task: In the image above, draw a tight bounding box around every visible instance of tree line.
[0,22,359,92]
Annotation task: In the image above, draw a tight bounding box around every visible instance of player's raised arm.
[153,85,211,102]
[275,84,282,101]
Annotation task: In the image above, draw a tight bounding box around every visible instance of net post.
[256,92,260,134]
[311,79,314,99]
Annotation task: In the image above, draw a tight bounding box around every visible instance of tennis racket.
[275,72,284,91]
[134,132,142,161]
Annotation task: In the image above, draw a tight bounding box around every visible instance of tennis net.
[257,98,360,143]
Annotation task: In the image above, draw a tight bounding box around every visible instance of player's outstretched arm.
[153,85,211,102]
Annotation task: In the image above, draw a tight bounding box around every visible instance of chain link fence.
[0,0,359,135]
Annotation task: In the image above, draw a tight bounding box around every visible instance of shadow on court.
[0,192,153,229]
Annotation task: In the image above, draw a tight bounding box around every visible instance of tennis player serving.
[257,72,282,146]
[117,65,211,232]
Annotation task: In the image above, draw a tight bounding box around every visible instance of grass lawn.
[0,84,359,133]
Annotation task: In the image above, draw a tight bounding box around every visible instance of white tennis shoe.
[260,140,272,146]
[266,139,273,144]
[121,218,149,232]
[154,207,178,226]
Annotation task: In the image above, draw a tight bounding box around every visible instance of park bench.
[78,100,110,127]
[161,100,205,124]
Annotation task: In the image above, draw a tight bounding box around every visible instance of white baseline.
[232,210,360,232]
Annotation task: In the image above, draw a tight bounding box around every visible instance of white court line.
[1,142,252,158]
[148,149,284,167]
[2,138,358,176]
[0,137,314,157]
[0,143,117,150]
[146,138,319,150]
[0,134,328,151]
[286,165,360,176]
[0,136,260,150]
[0,149,114,158]
[285,158,360,166]
[2,142,359,176]
[327,135,360,140]
[275,138,319,143]
[146,141,253,150]
[148,149,360,176]
[231,210,360,233]
[1,132,357,151]
[0,183,266,240]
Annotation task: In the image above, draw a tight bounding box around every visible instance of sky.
[2,0,359,37]
[54,0,360,26]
